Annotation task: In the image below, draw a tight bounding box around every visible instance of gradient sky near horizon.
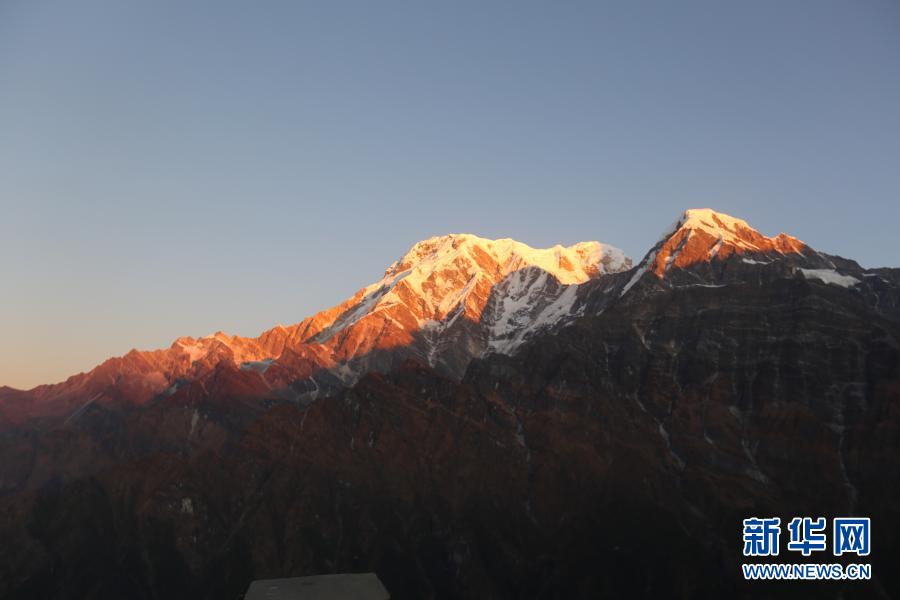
[1,1,899,389]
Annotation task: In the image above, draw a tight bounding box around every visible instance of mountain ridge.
[0,231,634,422]
[1,207,899,599]
[2,208,894,424]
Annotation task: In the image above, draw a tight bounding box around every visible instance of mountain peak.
[679,208,755,237]
[391,233,629,286]
[664,208,800,248]
[648,208,807,276]
[314,233,631,349]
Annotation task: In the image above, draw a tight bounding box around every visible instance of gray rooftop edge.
[244,573,389,600]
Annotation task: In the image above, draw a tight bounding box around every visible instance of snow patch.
[489,276,581,353]
[620,250,656,297]
[189,409,200,437]
[799,269,860,288]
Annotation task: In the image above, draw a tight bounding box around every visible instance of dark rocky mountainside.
[1,210,898,599]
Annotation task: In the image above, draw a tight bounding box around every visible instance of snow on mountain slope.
[313,234,626,338]
[297,234,631,378]
[651,208,808,274]
[799,268,860,288]
[619,208,816,296]
[11,234,630,414]
[7,209,896,425]
[200,234,628,385]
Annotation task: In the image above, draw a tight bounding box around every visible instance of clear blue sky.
[1,1,898,388]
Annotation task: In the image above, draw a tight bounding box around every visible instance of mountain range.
[0,230,631,425]
[1,208,898,599]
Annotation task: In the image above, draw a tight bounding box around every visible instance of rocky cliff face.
[0,209,898,599]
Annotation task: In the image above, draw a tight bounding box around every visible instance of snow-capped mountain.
[2,233,631,420]
[299,234,630,379]
[617,208,860,296]
[6,208,896,426]
[648,208,807,274]
[3,209,900,600]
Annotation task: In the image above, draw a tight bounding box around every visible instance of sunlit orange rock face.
[7,234,630,417]
[3,209,836,423]
[649,209,808,277]
[3,209,900,599]
[277,234,629,376]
